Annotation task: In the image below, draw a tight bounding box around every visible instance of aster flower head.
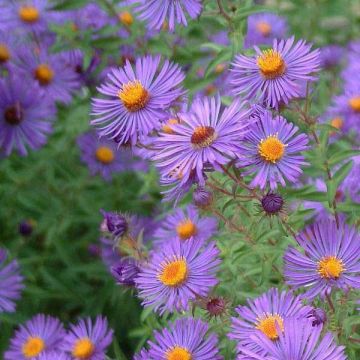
[244,13,288,49]
[135,238,220,314]
[260,192,284,216]
[153,204,218,247]
[152,95,252,186]
[77,131,146,181]
[0,248,24,313]
[15,48,80,105]
[320,45,344,68]
[231,36,320,109]
[228,288,312,354]
[111,257,140,287]
[238,111,309,190]
[0,73,55,156]
[91,55,185,146]
[0,31,16,67]
[284,220,360,300]
[5,314,66,360]
[62,316,113,360]
[237,318,346,360]
[1,0,60,34]
[147,318,222,360]
[131,0,202,31]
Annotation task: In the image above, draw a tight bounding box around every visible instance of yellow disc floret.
[257,49,286,79]
[34,64,54,85]
[349,96,360,112]
[96,146,115,164]
[19,6,40,23]
[158,257,188,287]
[256,314,284,340]
[176,219,197,240]
[317,256,345,279]
[72,338,95,359]
[191,126,217,148]
[22,337,45,358]
[119,11,134,26]
[118,80,149,112]
[166,346,192,360]
[256,21,272,36]
[162,118,180,134]
[0,44,10,63]
[330,117,344,130]
[258,135,286,163]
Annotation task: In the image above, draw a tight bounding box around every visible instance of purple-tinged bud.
[206,297,227,317]
[261,192,284,215]
[100,209,128,238]
[111,258,140,287]
[193,186,213,208]
[18,220,34,236]
[308,308,327,326]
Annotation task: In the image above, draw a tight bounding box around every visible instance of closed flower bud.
[100,209,128,238]
[193,186,213,208]
[111,258,140,287]
[261,192,284,215]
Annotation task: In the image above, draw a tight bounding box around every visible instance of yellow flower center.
[22,337,45,358]
[162,118,180,134]
[214,63,226,74]
[96,146,115,164]
[256,21,272,36]
[349,96,360,112]
[191,126,217,148]
[34,64,54,85]
[256,314,284,340]
[257,49,286,79]
[258,135,285,163]
[158,257,188,287]
[118,80,149,112]
[72,338,95,359]
[119,11,134,26]
[18,6,40,23]
[317,256,345,279]
[330,117,343,130]
[176,219,197,240]
[166,346,192,360]
[0,44,10,63]
[205,84,217,96]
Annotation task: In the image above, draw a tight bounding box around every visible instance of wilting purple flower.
[244,13,288,49]
[284,220,360,300]
[111,257,140,286]
[77,131,146,181]
[5,314,66,360]
[231,37,320,109]
[145,318,222,359]
[153,204,217,247]
[308,308,327,326]
[237,318,346,360]
[135,238,220,314]
[0,73,55,156]
[152,96,252,185]
[38,351,71,360]
[238,111,309,190]
[0,249,24,313]
[193,186,213,208]
[131,0,202,31]
[15,48,80,105]
[91,55,185,145]
[320,45,344,68]
[61,316,113,360]
[0,0,60,34]
[100,210,129,238]
[228,288,312,355]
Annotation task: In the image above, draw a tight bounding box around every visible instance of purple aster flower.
[260,192,284,216]
[152,96,252,185]
[328,82,360,136]
[1,0,60,34]
[0,31,17,68]
[130,0,202,31]
[38,351,71,360]
[231,36,320,109]
[237,111,309,189]
[135,238,220,314]
[244,13,288,49]
[77,131,147,181]
[0,73,55,156]
[228,288,312,355]
[111,257,140,287]
[15,48,80,105]
[61,316,113,360]
[146,318,222,359]
[237,318,346,360]
[5,314,66,360]
[153,204,217,247]
[284,220,360,300]
[100,210,129,238]
[320,45,344,68]
[0,248,24,313]
[91,55,185,146]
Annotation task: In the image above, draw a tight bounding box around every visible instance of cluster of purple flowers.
[5,314,113,360]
